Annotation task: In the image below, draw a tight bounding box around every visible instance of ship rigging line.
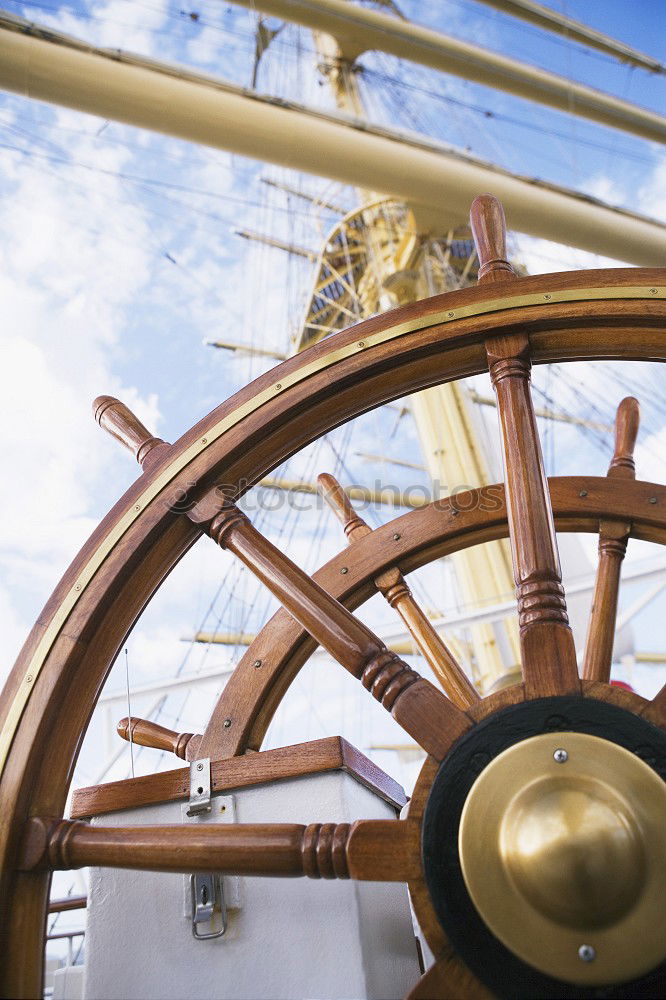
[0,137,335,222]
[12,0,650,78]
[5,6,662,781]
[1,12,665,263]
[358,67,659,167]
[2,92,651,470]
[10,0,664,194]
[471,0,664,73]
[223,0,665,141]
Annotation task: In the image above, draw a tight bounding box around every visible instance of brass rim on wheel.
[1,195,665,999]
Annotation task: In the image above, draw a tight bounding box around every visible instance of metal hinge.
[190,874,227,940]
[186,757,211,816]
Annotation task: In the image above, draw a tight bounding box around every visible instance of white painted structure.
[53,966,85,1000]
[82,770,420,999]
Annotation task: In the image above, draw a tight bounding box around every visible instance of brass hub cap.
[458,732,666,986]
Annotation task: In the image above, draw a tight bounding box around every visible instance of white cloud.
[0,117,161,677]
[514,152,666,272]
[638,155,666,222]
[636,423,666,485]
[47,0,172,59]
[584,173,626,208]
[2,3,665,770]
[514,233,625,273]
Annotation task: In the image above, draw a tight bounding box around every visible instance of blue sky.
[1,0,665,808]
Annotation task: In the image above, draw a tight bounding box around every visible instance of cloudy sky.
[1,0,665,813]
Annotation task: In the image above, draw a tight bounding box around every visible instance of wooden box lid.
[70,736,407,819]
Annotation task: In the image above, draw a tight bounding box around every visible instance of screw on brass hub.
[458,732,666,986]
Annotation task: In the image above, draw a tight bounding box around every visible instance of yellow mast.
[300,31,520,692]
[6,6,654,685]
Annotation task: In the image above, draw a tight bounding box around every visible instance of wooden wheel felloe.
[1,195,666,998]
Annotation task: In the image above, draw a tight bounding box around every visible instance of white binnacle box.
[83,768,421,1000]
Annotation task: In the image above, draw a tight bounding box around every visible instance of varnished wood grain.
[470,193,516,285]
[70,735,406,819]
[22,816,418,883]
[318,472,370,540]
[608,396,640,479]
[198,498,389,677]
[581,525,628,683]
[93,395,170,470]
[319,472,479,709]
[583,398,639,683]
[581,679,650,715]
[406,955,494,999]
[346,818,421,881]
[485,332,579,696]
[201,475,666,760]
[20,816,348,878]
[117,716,199,760]
[1,259,664,994]
[390,596,478,708]
[190,495,471,759]
[388,678,470,760]
[404,754,447,960]
[465,681,525,722]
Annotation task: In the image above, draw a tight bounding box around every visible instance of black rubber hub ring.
[421,695,666,999]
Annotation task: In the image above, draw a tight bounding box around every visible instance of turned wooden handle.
[190,496,470,761]
[318,472,370,539]
[469,194,516,283]
[20,817,322,876]
[19,816,419,881]
[582,397,639,682]
[486,332,578,696]
[319,475,477,708]
[93,395,167,468]
[609,396,640,478]
[117,717,197,760]
[21,818,348,879]
[582,526,628,684]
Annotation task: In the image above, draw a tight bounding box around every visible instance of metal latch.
[186,759,227,939]
[190,874,227,940]
[186,757,211,816]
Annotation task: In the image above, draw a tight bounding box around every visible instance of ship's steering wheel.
[1,196,665,998]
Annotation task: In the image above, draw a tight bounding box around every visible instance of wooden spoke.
[19,816,418,882]
[117,717,201,761]
[471,195,579,696]
[318,472,371,541]
[318,472,479,709]
[2,203,665,997]
[406,955,493,1000]
[650,681,666,727]
[93,395,170,470]
[188,491,470,760]
[583,397,639,682]
[345,818,421,881]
